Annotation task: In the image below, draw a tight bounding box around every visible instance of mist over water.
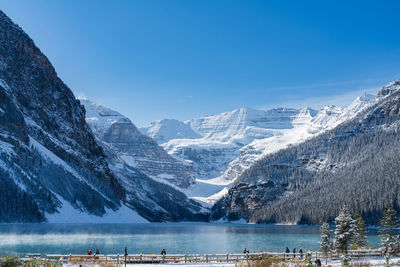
[0,223,380,256]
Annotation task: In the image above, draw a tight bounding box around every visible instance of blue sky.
[1,0,400,126]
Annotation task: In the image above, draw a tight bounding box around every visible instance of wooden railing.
[25,249,383,265]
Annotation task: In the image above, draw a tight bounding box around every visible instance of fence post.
[124,247,127,267]
[185,254,187,263]
[206,254,208,263]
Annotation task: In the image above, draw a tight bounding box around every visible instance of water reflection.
[0,223,380,256]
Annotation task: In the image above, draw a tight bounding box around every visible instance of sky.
[1,0,400,126]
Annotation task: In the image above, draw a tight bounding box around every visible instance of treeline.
[0,169,44,222]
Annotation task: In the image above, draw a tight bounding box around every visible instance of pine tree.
[319,222,332,264]
[379,204,399,266]
[352,211,367,248]
[305,252,312,267]
[334,205,355,266]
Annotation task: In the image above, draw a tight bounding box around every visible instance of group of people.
[284,247,321,266]
[86,249,100,255]
[285,247,303,258]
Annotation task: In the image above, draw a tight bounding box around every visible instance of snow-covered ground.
[61,257,400,267]
[46,195,148,223]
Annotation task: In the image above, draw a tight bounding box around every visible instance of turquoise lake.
[0,223,380,256]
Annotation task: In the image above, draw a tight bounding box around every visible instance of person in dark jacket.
[315,258,322,266]
[161,249,166,255]
[299,249,303,259]
[285,247,290,253]
[293,248,296,259]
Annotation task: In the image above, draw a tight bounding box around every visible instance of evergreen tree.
[379,204,399,266]
[334,205,355,266]
[319,222,332,264]
[305,252,312,267]
[352,211,367,248]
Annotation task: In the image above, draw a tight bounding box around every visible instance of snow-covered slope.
[81,99,195,189]
[140,119,201,144]
[141,95,375,205]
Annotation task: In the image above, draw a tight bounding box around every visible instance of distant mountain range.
[0,9,398,224]
[140,93,375,205]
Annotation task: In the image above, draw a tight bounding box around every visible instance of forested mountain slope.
[211,80,400,225]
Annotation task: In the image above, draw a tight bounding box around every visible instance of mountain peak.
[80,99,131,136]
[140,118,201,144]
[298,107,317,117]
[377,78,400,98]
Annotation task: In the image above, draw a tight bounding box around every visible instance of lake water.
[0,223,380,256]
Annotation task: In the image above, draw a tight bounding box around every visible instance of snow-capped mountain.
[142,119,201,144]
[211,80,400,225]
[140,96,375,205]
[81,99,195,189]
[0,10,204,223]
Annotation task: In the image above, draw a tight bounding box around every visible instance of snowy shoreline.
[57,257,400,267]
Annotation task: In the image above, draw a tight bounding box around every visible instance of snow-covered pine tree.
[334,205,355,266]
[352,211,367,248]
[379,204,399,266]
[320,222,332,264]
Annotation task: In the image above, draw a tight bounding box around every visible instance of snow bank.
[46,195,148,223]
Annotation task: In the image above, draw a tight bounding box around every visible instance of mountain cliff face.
[0,10,126,222]
[81,100,195,189]
[211,81,400,224]
[0,10,204,223]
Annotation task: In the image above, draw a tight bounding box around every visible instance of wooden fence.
[26,249,384,265]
